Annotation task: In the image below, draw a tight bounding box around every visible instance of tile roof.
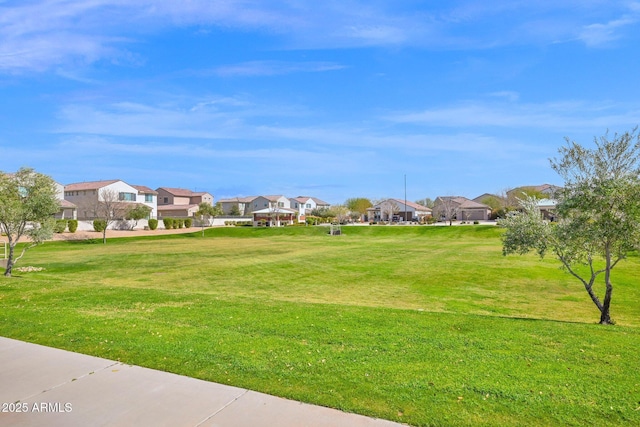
[65,180,120,191]
[436,196,491,209]
[388,198,431,211]
[157,187,196,197]
[262,195,287,202]
[58,199,76,208]
[219,196,257,203]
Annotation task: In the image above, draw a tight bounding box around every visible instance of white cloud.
[578,16,638,47]
[2,1,639,73]
[386,100,640,131]
[212,60,346,77]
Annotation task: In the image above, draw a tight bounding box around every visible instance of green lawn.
[1,225,639,426]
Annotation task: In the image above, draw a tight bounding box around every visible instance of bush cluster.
[161,218,194,229]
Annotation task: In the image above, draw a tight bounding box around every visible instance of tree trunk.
[4,243,15,277]
[600,248,614,325]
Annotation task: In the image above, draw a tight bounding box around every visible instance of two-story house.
[64,179,155,220]
[156,187,213,218]
[289,196,331,222]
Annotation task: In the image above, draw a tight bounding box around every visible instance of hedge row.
[162,218,192,229]
[224,221,252,226]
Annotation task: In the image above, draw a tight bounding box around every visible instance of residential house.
[289,196,331,222]
[218,196,256,216]
[248,195,290,212]
[156,187,213,218]
[367,199,432,222]
[64,179,149,220]
[433,196,492,222]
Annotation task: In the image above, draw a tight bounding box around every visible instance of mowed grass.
[1,225,639,426]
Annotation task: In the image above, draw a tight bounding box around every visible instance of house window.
[306,204,311,208]
[164,197,169,203]
[278,202,284,207]
[119,192,136,201]
[145,194,153,202]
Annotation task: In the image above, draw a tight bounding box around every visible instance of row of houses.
[56,178,331,226]
[52,176,560,227]
[367,184,561,223]
[365,196,493,223]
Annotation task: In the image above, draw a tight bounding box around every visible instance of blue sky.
[1,1,640,204]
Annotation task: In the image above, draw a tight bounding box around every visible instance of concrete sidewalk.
[0,337,404,427]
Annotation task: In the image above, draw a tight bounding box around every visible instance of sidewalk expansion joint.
[19,361,121,402]
[194,389,250,427]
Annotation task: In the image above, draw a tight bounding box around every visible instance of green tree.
[229,204,241,216]
[415,197,435,208]
[195,202,221,236]
[345,197,372,220]
[125,204,152,229]
[0,168,59,277]
[310,207,333,223]
[477,194,507,219]
[500,129,640,324]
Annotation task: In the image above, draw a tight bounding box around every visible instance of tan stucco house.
[156,187,213,218]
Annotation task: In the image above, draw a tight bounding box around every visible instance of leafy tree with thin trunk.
[126,204,152,229]
[0,168,59,277]
[345,197,372,221]
[500,129,640,324]
[89,188,129,244]
[329,205,349,223]
[195,202,219,236]
[434,196,458,226]
[379,199,399,224]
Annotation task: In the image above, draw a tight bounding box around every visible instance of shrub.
[474,220,480,225]
[176,219,184,228]
[148,218,158,230]
[184,218,192,228]
[67,219,78,233]
[54,220,67,233]
[93,219,107,232]
[163,218,174,229]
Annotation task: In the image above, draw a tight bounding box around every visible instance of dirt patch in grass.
[50,227,201,241]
